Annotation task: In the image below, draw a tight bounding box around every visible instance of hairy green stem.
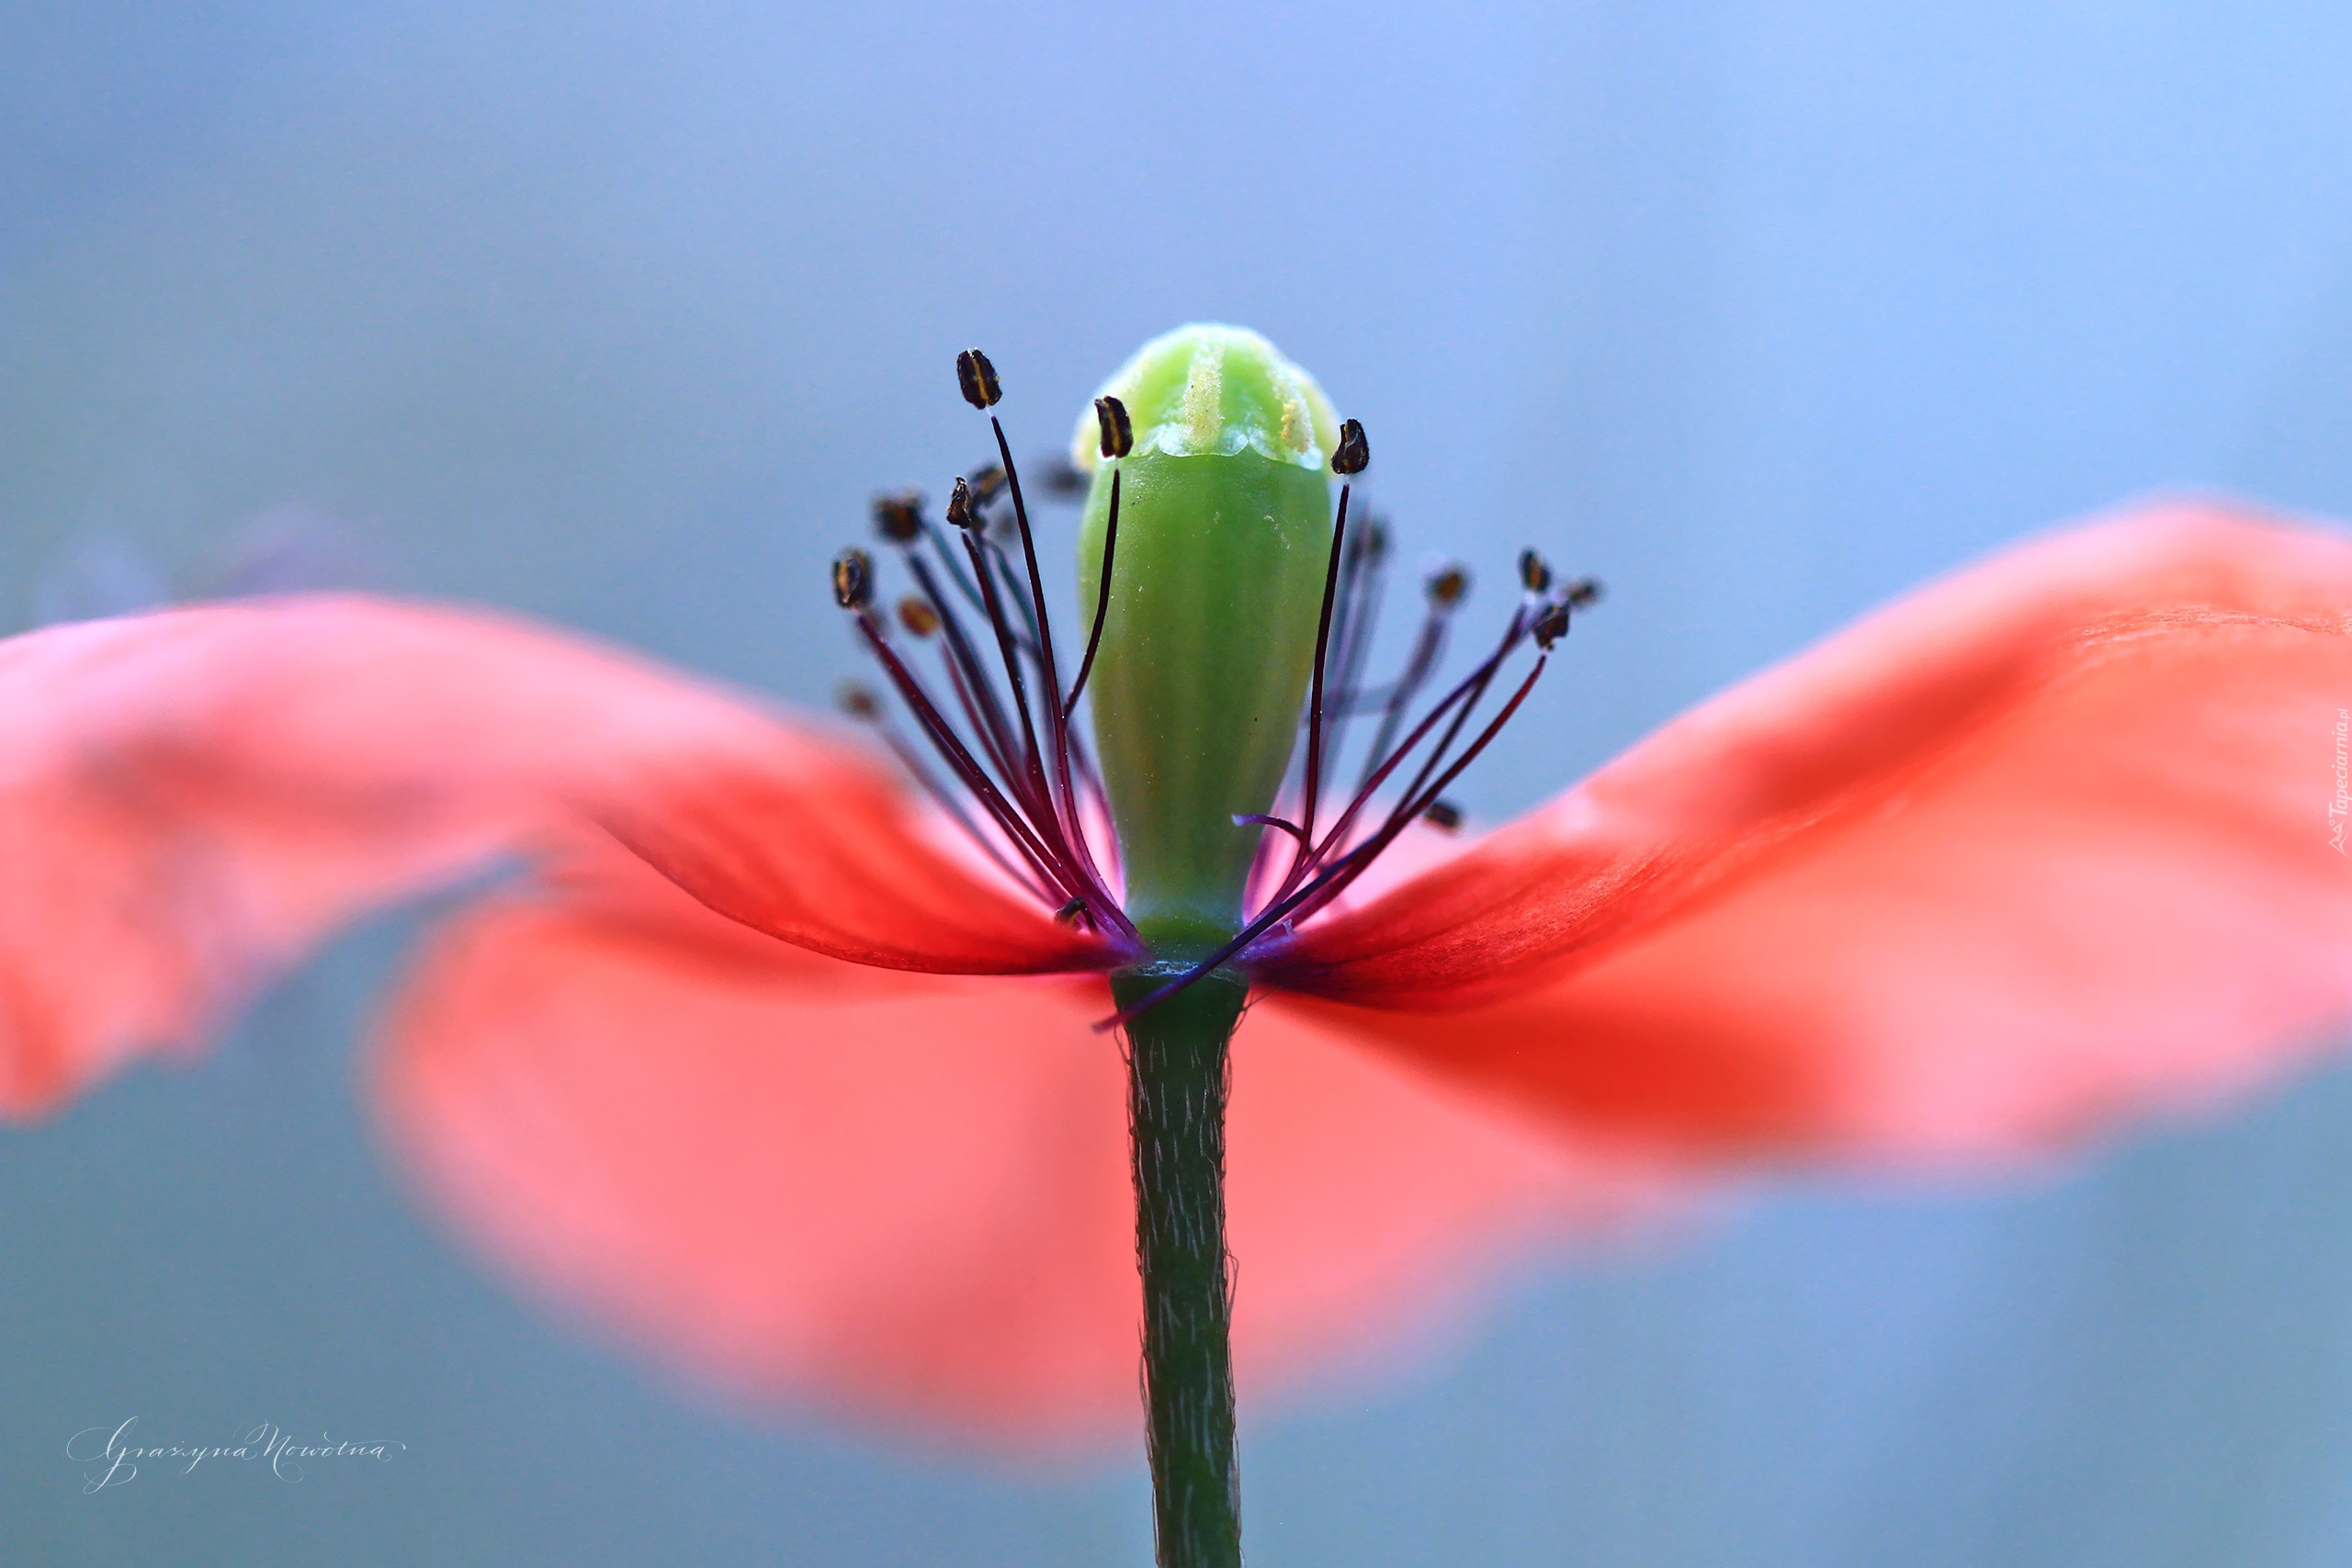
[1114,965,1248,1568]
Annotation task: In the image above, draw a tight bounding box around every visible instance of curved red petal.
[1263,501,2352,1156]
[0,594,1090,1117]
[372,844,1659,1440]
[597,758,1120,977]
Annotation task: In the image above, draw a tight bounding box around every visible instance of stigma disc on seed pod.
[1071,324,1341,473]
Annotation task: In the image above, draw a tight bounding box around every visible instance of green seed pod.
[1072,324,1340,957]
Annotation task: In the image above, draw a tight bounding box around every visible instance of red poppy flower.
[0,590,1644,1438]
[5,332,2351,1479]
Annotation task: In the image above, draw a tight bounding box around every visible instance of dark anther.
[1564,576,1603,609]
[898,596,941,637]
[945,475,978,530]
[831,548,875,609]
[969,463,1007,510]
[835,680,881,720]
[1361,516,1390,564]
[1041,457,1088,498]
[872,491,923,543]
[1332,417,1370,476]
[1425,562,1469,608]
[1518,548,1553,593]
[956,348,1001,409]
[1095,395,1134,459]
[1532,598,1572,650]
[1054,897,1089,924]
[1421,799,1464,831]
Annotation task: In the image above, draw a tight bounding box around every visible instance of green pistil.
[1074,325,1339,953]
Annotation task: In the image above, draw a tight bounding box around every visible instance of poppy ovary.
[1073,325,1345,956]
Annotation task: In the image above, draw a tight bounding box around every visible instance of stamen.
[945,476,978,530]
[873,491,923,544]
[956,348,1002,410]
[898,596,942,637]
[1421,799,1464,831]
[1095,395,1135,460]
[1518,548,1552,593]
[831,548,874,610]
[1285,421,1364,890]
[1064,467,1121,721]
[1331,416,1370,476]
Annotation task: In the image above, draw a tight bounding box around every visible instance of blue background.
[7,2,2352,1562]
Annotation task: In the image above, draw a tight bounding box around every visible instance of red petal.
[0,594,1092,1116]
[373,843,1658,1439]
[597,757,1122,977]
[1262,502,2352,1156]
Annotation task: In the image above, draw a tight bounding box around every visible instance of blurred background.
[8,0,2352,1562]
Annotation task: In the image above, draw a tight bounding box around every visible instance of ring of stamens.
[829,350,1601,1024]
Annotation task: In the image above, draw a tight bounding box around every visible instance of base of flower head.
[827,344,1601,1031]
